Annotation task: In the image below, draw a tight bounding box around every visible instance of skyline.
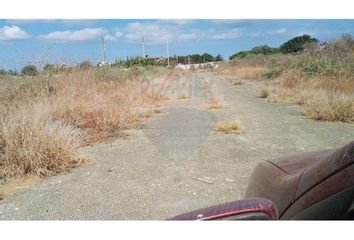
[0,19,353,70]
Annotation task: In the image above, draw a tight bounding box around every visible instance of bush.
[21,65,38,76]
[43,64,55,72]
[230,45,279,60]
[215,54,223,62]
[78,60,93,70]
[280,34,319,54]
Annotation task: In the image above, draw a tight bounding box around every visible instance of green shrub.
[21,65,38,76]
[230,45,279,60]
[280,34,318,54]
[298,55,339,76]
[78,60,93,70]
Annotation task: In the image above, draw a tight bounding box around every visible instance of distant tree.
[280,34,319,54]
[201,53,215,62]
[21,65,38,76]
[215,54,223,61]
[251,45,279,55]
[8,69,18,75]
[229,51,252,60]
[77,60,93,69]
[43,64,55,72]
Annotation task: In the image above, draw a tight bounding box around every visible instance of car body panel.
[168,198,278,220]
[246,141,354,219]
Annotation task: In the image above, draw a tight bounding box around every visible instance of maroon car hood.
[245,141,354,216]
[272,141,354,199]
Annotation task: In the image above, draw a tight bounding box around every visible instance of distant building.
[145,56,165,63]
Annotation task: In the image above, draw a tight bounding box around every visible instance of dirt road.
[0,72,353,220]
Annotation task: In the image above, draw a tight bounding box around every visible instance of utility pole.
[141,36,146,58]
[166,39,170,67]
[100,36,107,64]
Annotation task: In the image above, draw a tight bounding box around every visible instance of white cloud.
[115,31,123,38]
[60,19,98,26]
[158,19,194,25]
[6,19,58,24]
[122,22,181,44]
[38,28,107,42]
[7,19,98,26]
[268,28,287,35]
[296,30,333,37]
[211,28,243,40]
[0,25,30,41]
[116,21,243,45]
[249,28,288,37]
[209,19,245,25]
[104,34,116,41]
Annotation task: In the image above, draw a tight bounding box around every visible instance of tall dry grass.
[0,102,84,179]
[0,67,172,181]
[214,55,268,81]
[219,36,354,122]
[215,120,243,134]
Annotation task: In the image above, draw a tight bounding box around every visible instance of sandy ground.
[0,72,353,220]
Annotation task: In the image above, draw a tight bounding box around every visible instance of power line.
[141,36,146,57]
[100,36,107,63]
[166,39,170,66]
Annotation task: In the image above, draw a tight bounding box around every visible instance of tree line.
[229,34,319,60]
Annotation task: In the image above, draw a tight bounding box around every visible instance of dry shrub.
[230,67,265,80]
[215,120,243,134]
[177,93,191,100]
[260,87,271,98]
[202,82,212,92]
[0,67,170,180]
[49,69,166,140]
[300,90,354,122]
[0,102,84,179]
[231,79,244,85]
[204,97,224,109]
[212,55,269,81]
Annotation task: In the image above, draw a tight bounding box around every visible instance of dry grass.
[204,97,224,109]
[201,82,212,92]
[259,87,271,98]
[0,67,172,181]
[0,101,85,179]
[177,93,191,100]
[230,67,265,80]
[0,174,39,200]
[213,57,267,81]
[218,37,354,123]
[231,79,244,85]
[300,90,354,122]
[215,120,243,134]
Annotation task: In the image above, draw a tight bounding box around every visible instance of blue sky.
[0,19,353,70]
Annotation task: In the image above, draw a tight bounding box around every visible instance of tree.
[201,53,214,62]
[77,60,93,69]
[21,65,38,76]
[43,64,55,72]
[251,45,279,55]
[280,34,319,54]
[215,54,223,61]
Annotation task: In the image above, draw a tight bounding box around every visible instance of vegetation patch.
[0,66,173,181]
[215,120,244,134]
[204,97,224,109]
[177,93,191,100]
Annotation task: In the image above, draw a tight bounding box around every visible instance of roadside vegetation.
[216,34,354,122]
[0,65,175,182]
[204,97,224,110]
[215,120,243,134]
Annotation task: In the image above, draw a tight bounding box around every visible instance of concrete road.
[0,72,353,220]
